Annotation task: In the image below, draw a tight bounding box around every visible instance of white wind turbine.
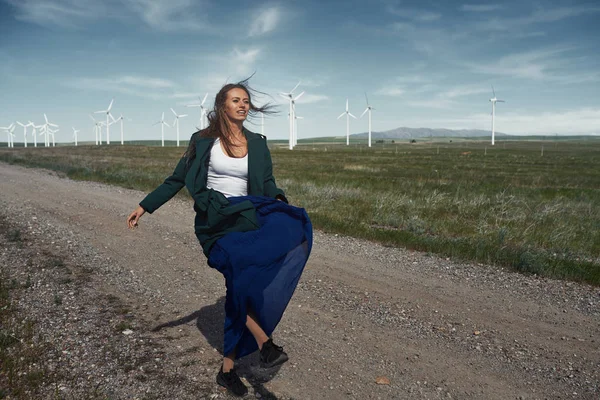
[111,114,126,145]
[16,122,28,147]
[94,98,115,145]
[294,114,303,145]
[29,122,39,147]
[360,93,375,148]
[8,125,16,148]
[489,85,505,146]
[153,112,170,147]
[170,108,187,147]
[279,81,301,150]
[89,114,103,145]
[337,99,357,146]
[48,127,58,146]
[186,93,209,130]
[39,114,58,147]
[72,127,79,146]
[1,123,15,148]
[291,91,304,147]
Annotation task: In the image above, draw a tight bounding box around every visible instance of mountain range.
[351,127,506,139]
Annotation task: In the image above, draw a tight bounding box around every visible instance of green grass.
[1,138,599,285]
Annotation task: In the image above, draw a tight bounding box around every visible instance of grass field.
[1,137,599,285]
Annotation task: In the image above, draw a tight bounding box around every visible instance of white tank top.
[206,138,248,197]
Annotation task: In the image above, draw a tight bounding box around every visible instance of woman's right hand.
[127,206,146,230]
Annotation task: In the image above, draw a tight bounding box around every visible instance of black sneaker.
[260,338,289,368]
[216,366,248,397]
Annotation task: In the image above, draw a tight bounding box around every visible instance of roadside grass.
[1,138,599,285]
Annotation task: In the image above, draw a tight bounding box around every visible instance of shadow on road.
[151,297,284,399]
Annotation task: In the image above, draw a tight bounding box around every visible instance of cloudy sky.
[1,0,599,144]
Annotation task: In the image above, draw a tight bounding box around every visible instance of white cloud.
[460,4,503,12]
[3,0,106,28]
[374,87,405,96]
[249,6,281,36]
[475,5,600,32]
[64,75,180,100]
[388,6,441,22]
[433,108,600,135]
[122,0,209,32]
[295,93,329,104]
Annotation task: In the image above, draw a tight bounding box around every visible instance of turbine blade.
[349,113,357,119]
[201,93,208,105]
[365,92,370,105]
[107,98,114,111]
[290,81,301,93]
[337,112,345,119]
[360,108,368,117]
[170,108,177,116]
[491,85,496,97]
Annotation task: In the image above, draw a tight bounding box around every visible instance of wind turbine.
[186,93,209,130]
[170,108,187,147]
[72,127,79,146]
[29,122,39,147]
[111,114,126,145]
[16,122,28,147]
[294,114,303,145]
[337,99,357,146]
[8,125,16,148]
[291,91,304,147]
[94,98,114,145]
[89,114,103,145]
[48,127,58,146]
[1,123,15,148]
[279,81,301,150]
[489,86,505,146]
[39,114,58,147]
[360,93,375,148]
[153,112,170,147]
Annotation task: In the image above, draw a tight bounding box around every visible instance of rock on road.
[1,162,599,399]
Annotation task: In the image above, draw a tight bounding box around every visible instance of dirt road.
[1,162,598,399]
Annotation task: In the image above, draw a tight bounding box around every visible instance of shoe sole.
[260,353,289,369]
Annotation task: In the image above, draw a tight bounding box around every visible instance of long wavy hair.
[184,76,277,163]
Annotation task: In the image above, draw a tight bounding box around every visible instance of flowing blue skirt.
[207,196,313,359]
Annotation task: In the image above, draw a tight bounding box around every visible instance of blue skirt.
[207,196,313,359]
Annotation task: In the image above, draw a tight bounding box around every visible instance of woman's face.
[223,88,250,124]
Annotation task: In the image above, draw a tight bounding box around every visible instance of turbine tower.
[111,114,126,145]
[360,93,375,148]
[291,91,304,147]
[94,99,114,145]
[16,121,28,147]
[1,123,15,148]
[337,99,357,146]
[186,93,209,130]
[153,112,170,147]
[489,86,505,146]
[89,115,103,145]
[170,108,188,147]
[8,126,16,148]
[279,81,301,150]
[72,127,79,146]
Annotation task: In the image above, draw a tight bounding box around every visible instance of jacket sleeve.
[263,141,288,203]
[139,156,187,214]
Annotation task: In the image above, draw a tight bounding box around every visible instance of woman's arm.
[138,156,187,214]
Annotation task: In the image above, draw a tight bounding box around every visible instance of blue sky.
[1,0,599,144]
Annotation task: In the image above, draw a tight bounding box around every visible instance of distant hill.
[351,127,507,139]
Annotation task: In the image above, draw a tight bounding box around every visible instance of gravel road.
[1,162,599,400]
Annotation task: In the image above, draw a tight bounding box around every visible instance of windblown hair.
[184,76,277,163]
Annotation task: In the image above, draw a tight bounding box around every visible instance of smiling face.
[223,87,250,125]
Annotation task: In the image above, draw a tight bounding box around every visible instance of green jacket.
[139,128,286,256]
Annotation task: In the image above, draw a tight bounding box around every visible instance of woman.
[126,78,312,397]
